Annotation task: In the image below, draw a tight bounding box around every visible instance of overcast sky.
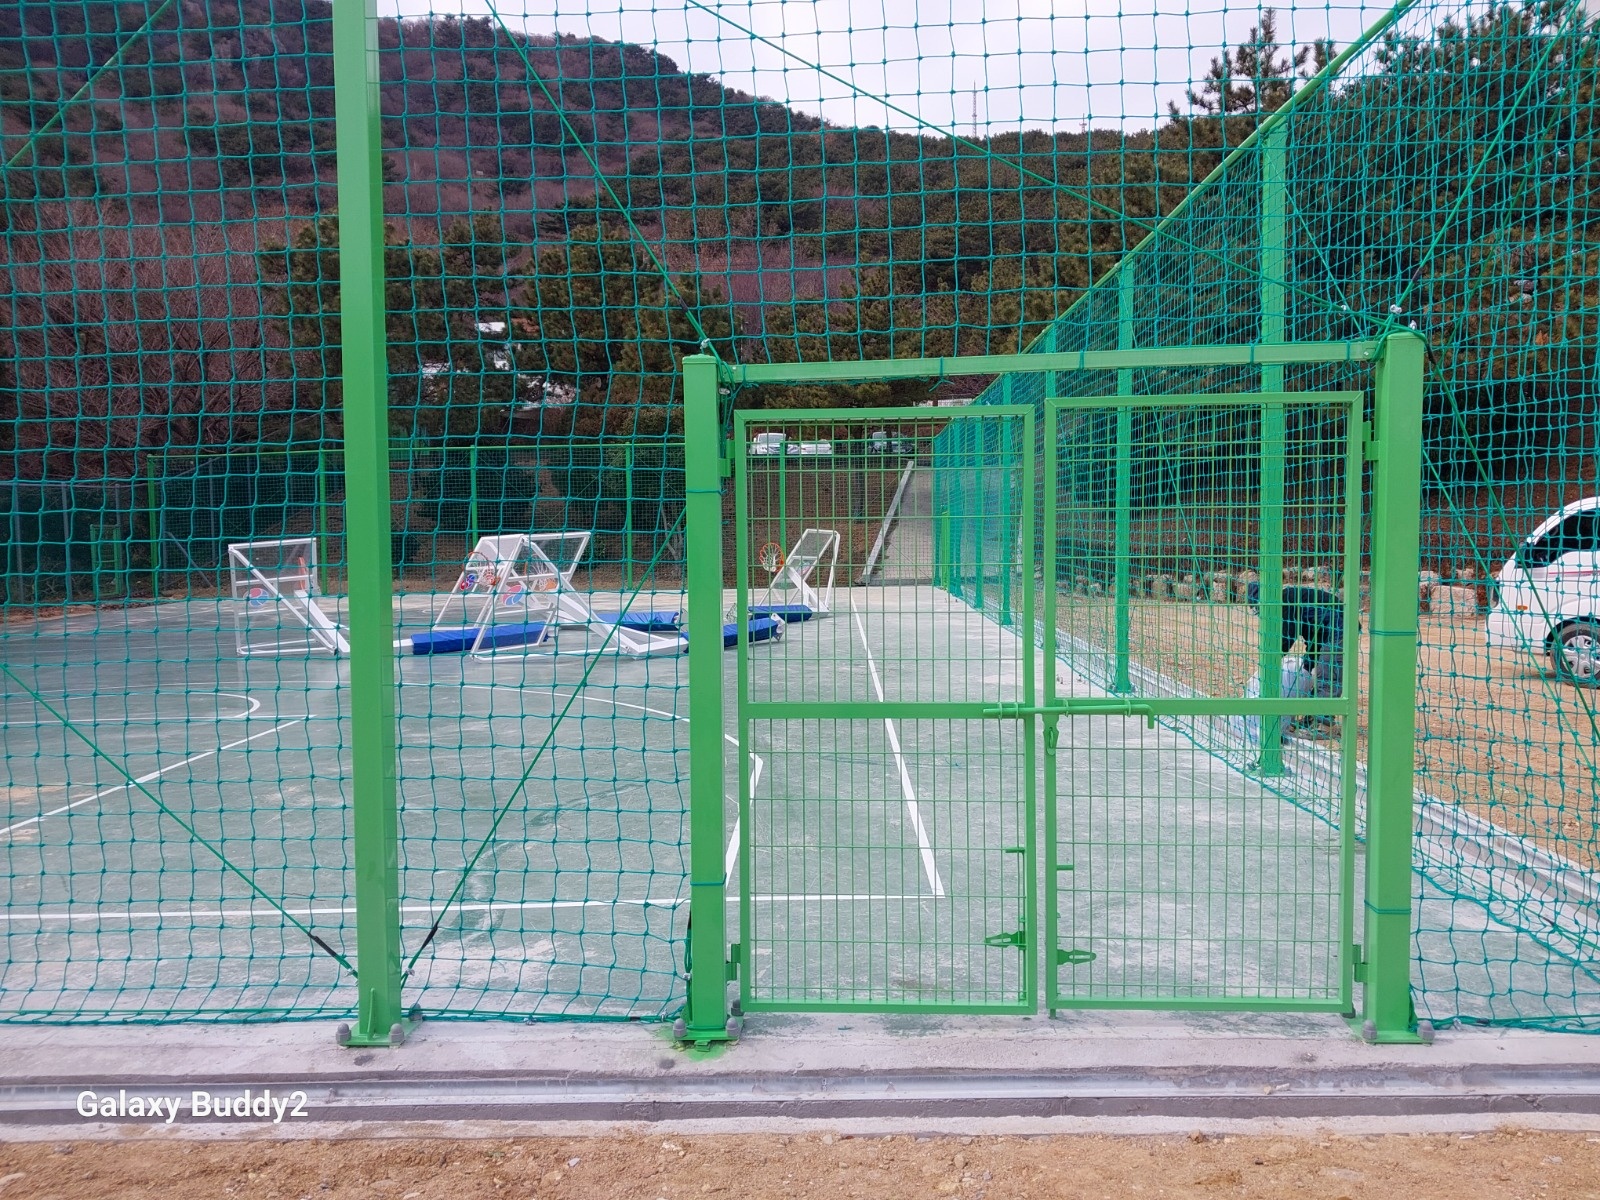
[381,0,1439,133]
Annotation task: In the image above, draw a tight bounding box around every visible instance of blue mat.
[591,610,683,633]
[720,616,784,648]
[748,604,817,622]
[409,621,550,656]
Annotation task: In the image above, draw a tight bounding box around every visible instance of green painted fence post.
[1361,330,1426,1043]
[931,434,947,589]
[333,0,409,1050]
[145,455,159,598]
[316,446,329,593]
[1112,264,1134,692]
[998,386,1014,626]
[681,353,733,1044]
[1255,121,1289,775]
[467,442,479,549]
[623,441,634,592]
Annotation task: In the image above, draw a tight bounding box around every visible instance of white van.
[1485,496,1600,685]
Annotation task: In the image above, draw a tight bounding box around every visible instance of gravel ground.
[3,1128,1599,1200]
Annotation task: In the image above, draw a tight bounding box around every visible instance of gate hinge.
[726,943,741,981]
[984,930,1026,950]
[1351,942,1366,983]
[1055,947,1097,965]
[1361,421,1383,462]
[721,439,735,478]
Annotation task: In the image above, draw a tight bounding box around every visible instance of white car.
[1486,496,1600,685]
[750,432,832,457]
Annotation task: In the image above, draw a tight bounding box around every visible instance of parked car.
[750,431,832,457]
[868,430,912,456]
[1486,496,1600,685]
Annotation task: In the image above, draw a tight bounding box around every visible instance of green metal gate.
[731,406,1037,1012]
[678,337,1424,1041]
[1040,391,1362,1013]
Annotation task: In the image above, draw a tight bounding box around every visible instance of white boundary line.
[2,891,934,928]
[0,896,688,926]
[849,595,945,897]
[0,718,303,840]
[0,691,262,726]
[460,683,758,887]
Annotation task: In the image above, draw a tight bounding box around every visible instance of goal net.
[228,538,348,656]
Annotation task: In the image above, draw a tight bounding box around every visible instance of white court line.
[0,718,303,839]
[0,895,688,926]
[460,683,756,885]
[2,890,933,927]
[0,690,262,725]
[849,596,945,897]
[726,753,762,886]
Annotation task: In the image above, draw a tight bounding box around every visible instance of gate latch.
[984,930,1026,949]
[984,699,1157,728]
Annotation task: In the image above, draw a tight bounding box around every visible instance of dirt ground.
[2,1129,1598,1200]
[1057,596,1600,869]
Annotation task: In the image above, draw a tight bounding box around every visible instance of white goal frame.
[228,537,349,656]
[434,531,684,658]
[748,527,840,618]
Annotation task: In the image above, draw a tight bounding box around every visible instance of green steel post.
[90,522,102,601]
[1112,266,1134,692]
[931,435,948,588]
[623,441,634,591]
[998,390,1014,626]
[333,0,408,1050]
[145,455,158,598]
[971,421,984,612]
[777,433,787,554]
[1361,331,1426,1043]
[467,442,479,549]
[682,353,733,1044]
[317,446,329,593]
[1256,122,1289,775]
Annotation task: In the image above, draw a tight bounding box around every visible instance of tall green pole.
[316,446,329,593]
[145,455,159,598]
[1255,122,1289,775]
[467,442,479,549]
[1112,266,1134,692]
[998,380,1014,626]
[1361,331,1425,1043]
[333,0,408,1049]
[681,353,733,1044]
[623,441,634,592]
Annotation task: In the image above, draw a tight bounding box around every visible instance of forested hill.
[2,0,1592,469]
[0,0,1203,292]
[0,0,784,227]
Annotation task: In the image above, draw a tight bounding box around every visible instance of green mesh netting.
[2,0,1598,1028]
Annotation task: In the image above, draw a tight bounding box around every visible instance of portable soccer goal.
[427,532,686,658]
[747,527,840,621]
[228,537,349,656]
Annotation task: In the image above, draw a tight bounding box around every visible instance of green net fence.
[2,0,1599,1028]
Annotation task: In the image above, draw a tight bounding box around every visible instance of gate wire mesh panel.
[388,438,691,1019]
[1054,714,1347,1006]
[1044,396,1357,1007]
[736,412,1034,1011]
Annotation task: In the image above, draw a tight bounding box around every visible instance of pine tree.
[1185,9,1312,115]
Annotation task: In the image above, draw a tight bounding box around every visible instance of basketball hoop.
[758,542,785,573]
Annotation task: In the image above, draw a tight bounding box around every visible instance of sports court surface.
[4,545,1578,1027]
